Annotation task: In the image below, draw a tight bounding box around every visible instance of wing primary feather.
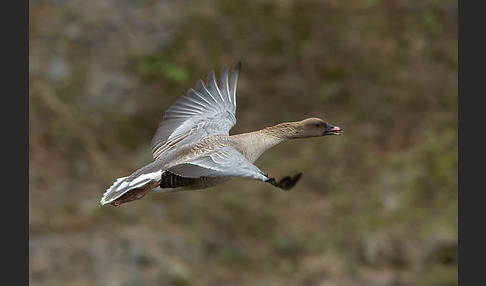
[207,70,225,103]
[174,97,205,111]
[195,79,218,104]
[166,107,200,116]
[187,88,212,106]
[183,93,208,108]
[220,65,231,104]
[230,62,241,108]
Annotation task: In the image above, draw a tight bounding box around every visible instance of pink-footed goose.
[101,63,342,206]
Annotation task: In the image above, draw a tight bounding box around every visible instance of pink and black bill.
[325,122,343,136]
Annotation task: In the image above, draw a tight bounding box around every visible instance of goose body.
[101,63,342,206]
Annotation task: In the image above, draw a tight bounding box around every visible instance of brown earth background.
[29,1,457,285]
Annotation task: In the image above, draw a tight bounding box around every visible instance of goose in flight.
[101,63,342,206]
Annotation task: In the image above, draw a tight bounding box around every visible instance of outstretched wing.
[167,146,268,181]
[151,63,241,160]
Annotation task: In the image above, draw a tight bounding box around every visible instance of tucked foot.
[266,172,302,191]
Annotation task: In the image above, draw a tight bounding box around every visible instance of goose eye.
[315,122,322,127]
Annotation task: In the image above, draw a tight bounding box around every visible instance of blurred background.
[29,0,457,285]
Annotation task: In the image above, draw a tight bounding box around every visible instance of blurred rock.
[46,57,70,82]
[30,226,193,286]
[360,232,408,267]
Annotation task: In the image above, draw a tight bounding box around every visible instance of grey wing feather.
[151,63,241,160]
[167,146,268,181]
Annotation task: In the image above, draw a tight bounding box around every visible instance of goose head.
[296,118,343,138]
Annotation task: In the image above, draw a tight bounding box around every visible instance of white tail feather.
[100,171,162,205]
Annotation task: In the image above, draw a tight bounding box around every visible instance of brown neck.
[229,124,293,163]
[263,122,301,140]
